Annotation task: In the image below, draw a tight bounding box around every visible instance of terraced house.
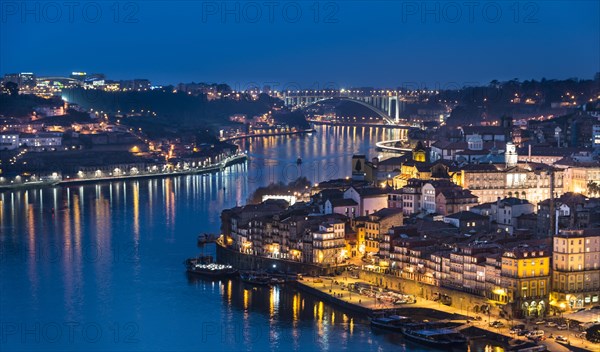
[500,245,551,318]
[551,229,600,311]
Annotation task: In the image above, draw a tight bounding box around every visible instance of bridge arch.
[299,97,397,125]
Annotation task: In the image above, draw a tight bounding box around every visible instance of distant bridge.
[279,91,408,125]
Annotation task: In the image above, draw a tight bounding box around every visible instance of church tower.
[412,141,427,162]
[505,142,518,167]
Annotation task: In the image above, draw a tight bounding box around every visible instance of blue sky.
[1,1,599,88]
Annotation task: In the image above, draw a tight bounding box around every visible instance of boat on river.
[370,315,413,332]
[401,327,468,347]
[239,271,271,286]
[185,256,238,278]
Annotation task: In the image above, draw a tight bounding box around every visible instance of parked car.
[535,320,546,325]
[509,328,521,334]
[490,321,505,328]
[517,330,530,336]
[546,321,557,327]
[557,324,568,330]
[526,330,545,340]
[555,335,569,343]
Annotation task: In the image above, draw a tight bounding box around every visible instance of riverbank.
[308,120,411,129]
[219,128,315,142]
[0,153,247,191]
[215,243,598,351]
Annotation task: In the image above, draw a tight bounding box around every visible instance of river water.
[0,125,501,351]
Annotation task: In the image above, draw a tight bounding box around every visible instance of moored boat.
[239,271,271,286]
[187,262,238,278]
[401,327,467,347]
[370,315,413,332]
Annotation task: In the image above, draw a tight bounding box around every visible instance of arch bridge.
[282,92,406,125]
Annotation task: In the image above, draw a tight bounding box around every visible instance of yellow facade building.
[501,246,551,318]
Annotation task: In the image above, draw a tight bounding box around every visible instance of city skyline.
[2,1,598,87]
[2,1,600,351]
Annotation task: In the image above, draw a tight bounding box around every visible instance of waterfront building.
[500,245,551,318]
[484,254,505,303]
[444,244,501,296]
[311,221,346,265]
[551,229,600,311]
[222,200,289,253]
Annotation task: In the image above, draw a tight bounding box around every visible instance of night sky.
[1,1,598,88]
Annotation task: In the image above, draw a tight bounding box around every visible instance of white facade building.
[0,134,19,150]
[18,133,62,148]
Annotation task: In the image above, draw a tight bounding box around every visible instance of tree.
[5,82,18,96]
[587,181,599,196]
[586,324,600,343]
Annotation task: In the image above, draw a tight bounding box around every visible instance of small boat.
[187,262,238,278]
[370,315,413,332]
[239,272,271,286]
[296,157,302,165]
[401,327,467,347]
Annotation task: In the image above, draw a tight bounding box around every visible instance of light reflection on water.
[0,126,501,351]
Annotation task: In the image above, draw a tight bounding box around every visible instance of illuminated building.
[561,161,600,195]
[551,229,600,311]
[458,162,563,205]
[343,186,388,216]
[18,132,62,148]
[311,221,346,265]
[0,133,19,150]
[363,208,403,256]
[501,246,550,318]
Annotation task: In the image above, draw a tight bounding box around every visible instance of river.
[0,125,502,351]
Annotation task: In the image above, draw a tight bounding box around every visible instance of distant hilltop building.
[2,72,36,89]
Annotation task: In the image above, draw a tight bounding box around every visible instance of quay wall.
[357,270,493,317]
[290,281,391,316]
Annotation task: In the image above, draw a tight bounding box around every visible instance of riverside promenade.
[294,275,597,352]
[0,153,247,191]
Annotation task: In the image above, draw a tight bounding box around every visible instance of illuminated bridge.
[278,90,408,125]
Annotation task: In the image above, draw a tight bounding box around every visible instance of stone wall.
[357,270,498,318]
